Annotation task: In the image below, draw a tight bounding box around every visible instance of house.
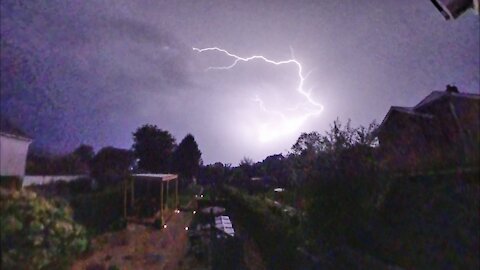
[376,86,479,171]
[0,118,32,184]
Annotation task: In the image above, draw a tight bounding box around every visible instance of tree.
[72,144,94,164]
[262,154,298,188]
[199,162,225,185]
[301,119,379,247]
[239,157,254,173]
[229,167,249,187]
[172,134,202,181]
[91,147,133,187]
[291,131,323,156]
[132,124,176,173]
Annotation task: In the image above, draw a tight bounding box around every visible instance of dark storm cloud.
[103,17,173,44]
[1,0,194,153]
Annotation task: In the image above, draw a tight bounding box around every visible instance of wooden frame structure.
[125,173,179,224]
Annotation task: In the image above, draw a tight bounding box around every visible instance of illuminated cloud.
[193,47,324,142]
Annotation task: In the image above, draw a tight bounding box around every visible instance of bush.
[0,176,22,190]
[305,175,374,248]
[0,188,88,270]
[152,217,164,229]
[68,177,94,194]
[222,185,301,270]
[70,186,125,235]
[376,173,480,269]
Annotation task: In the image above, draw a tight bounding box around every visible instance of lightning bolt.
[193,46,324,142]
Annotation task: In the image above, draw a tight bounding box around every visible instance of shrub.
[152,217,164,229]
[376,173,480,269]
[68,177,94,194]
[222,185,301,270]
[0,188,88,269]
[0,176,22,190]
[70,186,125,235]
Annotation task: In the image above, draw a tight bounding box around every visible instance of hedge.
[70,186,126,235]
[222,185,302,270]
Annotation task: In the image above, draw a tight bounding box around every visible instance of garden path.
[72,210,192,270]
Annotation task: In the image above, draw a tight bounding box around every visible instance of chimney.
[446,84,459,93]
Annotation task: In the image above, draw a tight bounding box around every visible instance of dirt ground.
[72,210,192,270]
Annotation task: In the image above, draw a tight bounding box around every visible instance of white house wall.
[0,134,31,177]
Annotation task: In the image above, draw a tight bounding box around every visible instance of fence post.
[123,178,127,218]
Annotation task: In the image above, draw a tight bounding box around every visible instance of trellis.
[125,173,179,225]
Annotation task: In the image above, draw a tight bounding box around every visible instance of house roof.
[375,89,479,137]
[0,118,32,140]
[389,106,433,118]
[414,90,480,109]
[376,106,433,135]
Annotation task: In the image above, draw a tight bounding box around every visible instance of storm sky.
[1,0,479,164]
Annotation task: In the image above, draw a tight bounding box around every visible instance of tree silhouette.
[132,124,176,173]
[91,147,133,187]
[73,144,95,164]
[172,134,202,181]
[291,131,323,156]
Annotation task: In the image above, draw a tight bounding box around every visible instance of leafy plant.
[0,176,22,190]
[70,186,125,235]
[0,188,88,269]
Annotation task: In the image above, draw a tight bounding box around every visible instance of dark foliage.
[172,134,202,182]
[73,144,95,164]
[90,147,133,187]
[262,154,297,188]
[223,186,301,270]
[1,188,87,269]
[70,186,126,235]
[132,124,176,173]
[373,172,479,269]
[199,162,227,186]
[0,176,22,190]
[294,119,379,247]
[29,178,94,200]
[26,152,89,175]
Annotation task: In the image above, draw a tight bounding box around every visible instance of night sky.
[1,0,479,164]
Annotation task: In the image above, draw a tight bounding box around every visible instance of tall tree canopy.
[132,124,176,173]
[90,146,133,186]
[291,131,323,156]
[172,134,202,179]
[73,144,95,164]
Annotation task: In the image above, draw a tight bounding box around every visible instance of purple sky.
[1,0,479,164]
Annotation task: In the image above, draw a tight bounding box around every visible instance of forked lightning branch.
[193,46,324,142]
